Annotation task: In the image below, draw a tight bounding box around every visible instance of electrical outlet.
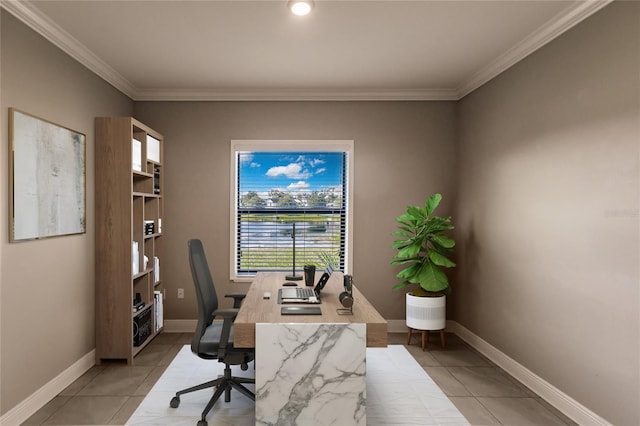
[177,288,184,299]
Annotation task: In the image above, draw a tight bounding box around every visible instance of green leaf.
[393,225,412,235]
[397,246,420,260]
[396,213,413,224]
[406,205,425,221]
[425,193,442,216]
[391,239,411,250]
[429,251,456,268]
[396,263,420,281]
[426,218,453,234]
[430,246,454,257]
[416,261,449,293]
[391,257,416,265]
[431,234,455,249]
[392,281,412,291]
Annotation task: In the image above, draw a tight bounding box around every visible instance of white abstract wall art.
[9,108,86,242]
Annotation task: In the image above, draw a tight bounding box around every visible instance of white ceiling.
[4,0,611,101]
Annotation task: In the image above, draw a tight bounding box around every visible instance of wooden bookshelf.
[95,117,164,364]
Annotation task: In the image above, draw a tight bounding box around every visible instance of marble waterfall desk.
[234,272,387,425]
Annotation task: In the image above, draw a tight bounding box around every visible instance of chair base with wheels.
[170,361,255,426]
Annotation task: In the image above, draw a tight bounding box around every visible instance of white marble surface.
[126,344,468,426]
[255,323,366,425]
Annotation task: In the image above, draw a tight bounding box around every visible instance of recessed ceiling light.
[288,0,314,16]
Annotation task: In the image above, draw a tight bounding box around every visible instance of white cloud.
[288,181,310,190]
[315,167,327,174]
[266,163,311,179]
[239,152,254,165]
[310,158,325,167]
[250,162,260,168]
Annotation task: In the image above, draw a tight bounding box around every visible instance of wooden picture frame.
[9,108,86,242]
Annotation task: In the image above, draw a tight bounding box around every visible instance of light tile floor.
[21,332,576,425]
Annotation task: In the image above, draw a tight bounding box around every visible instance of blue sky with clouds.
[238,151,343,194]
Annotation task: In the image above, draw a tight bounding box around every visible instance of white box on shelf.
[132,139,142,172]
[154,256,160,283]
[147,135,160,163]
[132,241,139,275]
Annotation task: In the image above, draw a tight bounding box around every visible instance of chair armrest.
[213,308,239,319]
[225,293,247,308]
[214,308,240,353]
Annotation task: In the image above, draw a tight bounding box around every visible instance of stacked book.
[153,167,160,194]
[154,291,164,332]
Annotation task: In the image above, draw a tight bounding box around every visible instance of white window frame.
[230,140,354,282]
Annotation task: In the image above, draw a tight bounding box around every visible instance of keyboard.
[294,288,315,299]
[279,287,321,304]
[281,306,322,315]
[280,287,315,299]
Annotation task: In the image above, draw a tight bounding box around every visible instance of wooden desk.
[234,271,388,348]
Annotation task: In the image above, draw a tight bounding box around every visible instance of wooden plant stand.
[407,327,445,351]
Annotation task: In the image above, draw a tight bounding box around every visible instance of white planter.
[406,292,446,331]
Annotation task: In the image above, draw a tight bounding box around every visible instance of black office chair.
[169,239,255,426]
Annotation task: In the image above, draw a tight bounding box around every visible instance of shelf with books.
[96,117,165,364]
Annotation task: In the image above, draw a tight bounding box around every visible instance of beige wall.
[133,101,457,321]
[455,2,639,425]
[0,11,133,415]
[2,1,638,424]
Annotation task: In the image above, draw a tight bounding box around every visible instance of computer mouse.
[283,282,298,286]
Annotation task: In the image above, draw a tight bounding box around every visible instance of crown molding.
[3,0,613,102]
[133,88,460,102]
[456,0,614,99]
[0,0,137,98]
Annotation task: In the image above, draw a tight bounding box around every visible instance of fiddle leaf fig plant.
[391,193,456,296]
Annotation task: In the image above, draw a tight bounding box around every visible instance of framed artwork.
[9,108,86,242]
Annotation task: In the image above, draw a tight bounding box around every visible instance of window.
[231,140,353,281]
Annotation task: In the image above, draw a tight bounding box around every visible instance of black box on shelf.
[133,305,153,346]
[153,167,160,194]
[133,300,145,313]
[144,220,155,235]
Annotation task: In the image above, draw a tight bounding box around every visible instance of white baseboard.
[446,321,611,426]
[0,350,95,426]
[387,319,457,334]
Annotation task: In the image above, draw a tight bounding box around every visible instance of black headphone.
[339,275,354,308]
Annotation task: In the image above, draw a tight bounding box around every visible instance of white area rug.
[127,345,468,425]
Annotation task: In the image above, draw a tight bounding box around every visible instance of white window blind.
[231,141,352,280]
